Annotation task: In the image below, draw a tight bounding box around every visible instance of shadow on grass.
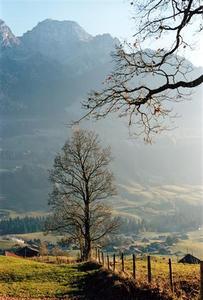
[64,262,173,300]
[56,261,101,299]
[77,261,102,272]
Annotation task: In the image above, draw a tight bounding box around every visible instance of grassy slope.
[0,256,85,298]
[0,255,201,299]
[114,183,203,220]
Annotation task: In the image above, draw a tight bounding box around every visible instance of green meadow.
[0,256,85,298]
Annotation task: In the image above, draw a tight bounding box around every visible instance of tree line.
[116,211,202,234]
[0,216,46,235]
[0,209,201,237]
[0,210,201,237]
[149,209,202,233]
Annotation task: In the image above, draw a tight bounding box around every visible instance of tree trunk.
[81,174,92,261]
[83,236,91,261]
[83,200,91,261]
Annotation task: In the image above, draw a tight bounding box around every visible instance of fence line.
[121,252,124,272]
[169,258,173,292]
[113,253,116,272]
[132,253,136,280]
[93,248,202,298]
[147,255,151,283]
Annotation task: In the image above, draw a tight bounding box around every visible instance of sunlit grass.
[0,255,200,299]
[0,256,85,298]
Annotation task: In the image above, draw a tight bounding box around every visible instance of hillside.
[0,256,200,299]
[0,256,86,298]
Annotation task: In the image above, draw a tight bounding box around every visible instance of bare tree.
[39,241,48,256]
[46,129,118,261]
[81,0,203,142]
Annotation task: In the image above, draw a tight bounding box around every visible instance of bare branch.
[79,0,203,141]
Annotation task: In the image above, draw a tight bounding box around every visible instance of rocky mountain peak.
[18,19,118,64]
[0,19,20,48]
[20,19,92,47]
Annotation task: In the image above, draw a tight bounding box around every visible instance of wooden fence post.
[101,252,104,265]
[147,255,152,283]
[121,253,124,272]
[169,258,173,292]
[133,254,136,280]
[113,254,116,271]
[107,254,110,270]
[200,261,203,300]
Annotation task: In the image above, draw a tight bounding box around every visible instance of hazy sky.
[0,0,202,67]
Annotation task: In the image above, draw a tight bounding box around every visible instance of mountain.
[0,19,202,227]
[0,19,118,116]
[0,19,119,210]
[0,19,20,49]
[21,19,92,46]
[20,19,115,66]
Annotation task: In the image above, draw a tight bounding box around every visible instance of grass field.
[0,255,201,299]
[0,256,85,298]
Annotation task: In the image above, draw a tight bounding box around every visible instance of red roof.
[4,251,20,258]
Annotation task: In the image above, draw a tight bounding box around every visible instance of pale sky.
[0,0,133,39]
[0,0,202,67]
